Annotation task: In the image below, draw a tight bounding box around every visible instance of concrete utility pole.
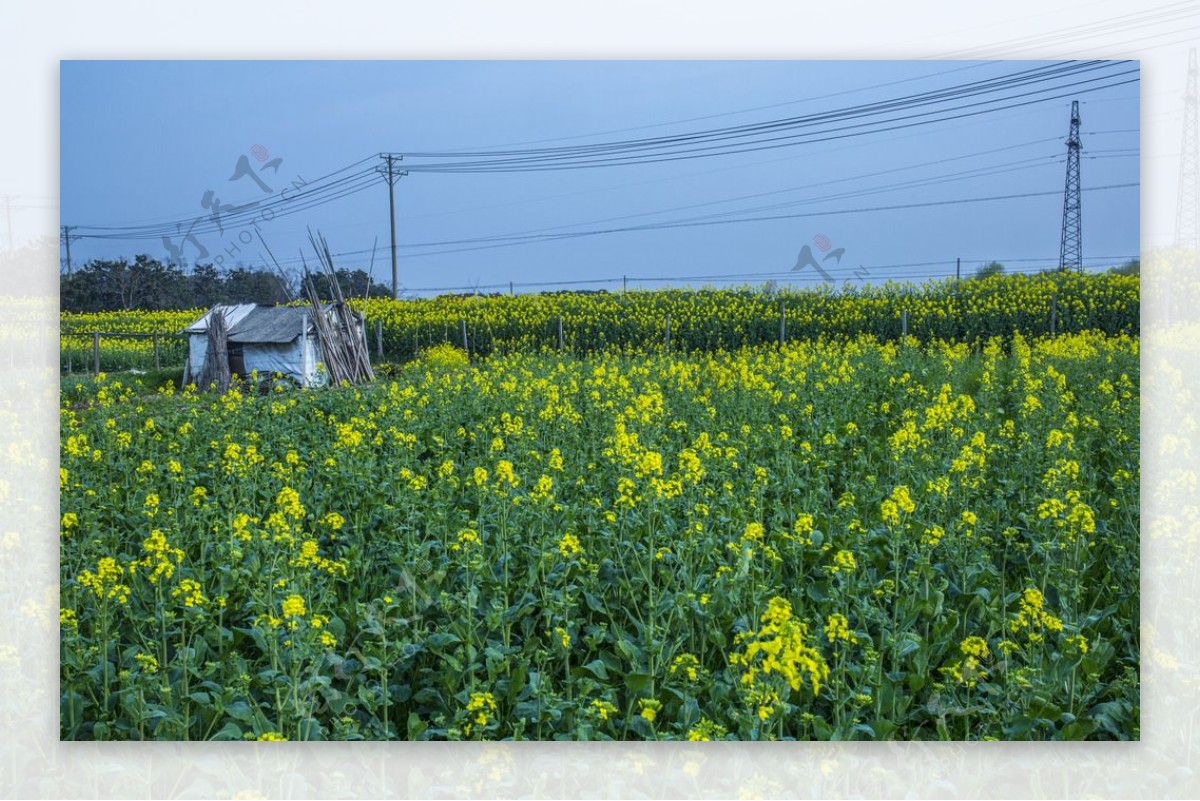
[381,155,407,300]
[62,225,74,275]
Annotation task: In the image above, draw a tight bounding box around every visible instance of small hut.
[182,303,366,388]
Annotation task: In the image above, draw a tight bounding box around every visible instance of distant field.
[58,272,1139,372]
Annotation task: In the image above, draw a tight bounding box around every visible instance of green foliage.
[60,331,1139,740]
[59,255,391,314]
[973,261,1005,280]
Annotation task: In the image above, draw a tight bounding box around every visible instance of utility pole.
[62,225,74,275]
[380,155,407,299]
[1058,101,1083,273]
[1176,48,1198,250]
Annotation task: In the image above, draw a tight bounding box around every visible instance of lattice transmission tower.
[1059,100,1083,272]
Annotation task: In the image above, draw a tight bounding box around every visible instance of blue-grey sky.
[60,60,1140,295]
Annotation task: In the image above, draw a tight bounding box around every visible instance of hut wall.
[244,340,306,385]
[186,333,208,384]
[303,333,327,386]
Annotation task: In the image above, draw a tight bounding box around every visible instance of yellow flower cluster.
[824,613,857,645]
[557,531,582,559]
[670,652,704,683]
[465,691,498,735]
[686,718,728,741]
[638,698,663,723]
[140,528,184,583]
[282,594,307,619]
[78,557,130,604]
[292,540,348,576]
[590,699,618,721]
[1009,588,1064,643]
[730,597,830,709]
[942,636,990,688]
[829,550,857,574]
[172,579,206,608]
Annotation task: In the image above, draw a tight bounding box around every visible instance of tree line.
[59,256,391,313]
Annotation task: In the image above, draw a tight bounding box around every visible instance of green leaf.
[896,634,922,660]
[426,632,461,650]
[211,721,243,741]
[1059,719,1098,740]
[297,718,324,741]
[224,701,255,723]
[581,659,609,680]
[624,672,652,695]
[851,723,876,740]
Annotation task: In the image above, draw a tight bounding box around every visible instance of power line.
[247,174,1137,273]
[387,183,1138,261]
[72,162,381,241]
[397,72,1138,174]
[72,154,379,232]
[931,1,1200,58]
[391,142,1067,251]
[391,63,1136,172]
[397,257,1136,295]
[400,62,1124,160]
[440,62,998,152]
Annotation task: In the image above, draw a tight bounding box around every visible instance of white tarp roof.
[182,304,258,335]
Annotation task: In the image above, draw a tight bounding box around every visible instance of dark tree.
[225,267,291,305]
[973,261,1006,280]
[189,263,226,307]
[307,268,390,300]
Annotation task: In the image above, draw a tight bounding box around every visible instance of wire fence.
[60,331,187,375]
[57,270,1139,375]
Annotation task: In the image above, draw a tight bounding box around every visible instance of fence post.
[460,319,469,352]
[901,309,908,338]
[376,320,384,360]
[153,333,160,371]
[779,298,786,345]
[93,331,100,375]
[557,315,564,351]
[413,331,419,360]
[1050,292,1058,336]
[665,313,671,350]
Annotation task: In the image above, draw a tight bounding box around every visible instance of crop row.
[58,273,1138,372]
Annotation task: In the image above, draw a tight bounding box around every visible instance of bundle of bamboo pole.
[302,230,375,386]
[196,307,231,393]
